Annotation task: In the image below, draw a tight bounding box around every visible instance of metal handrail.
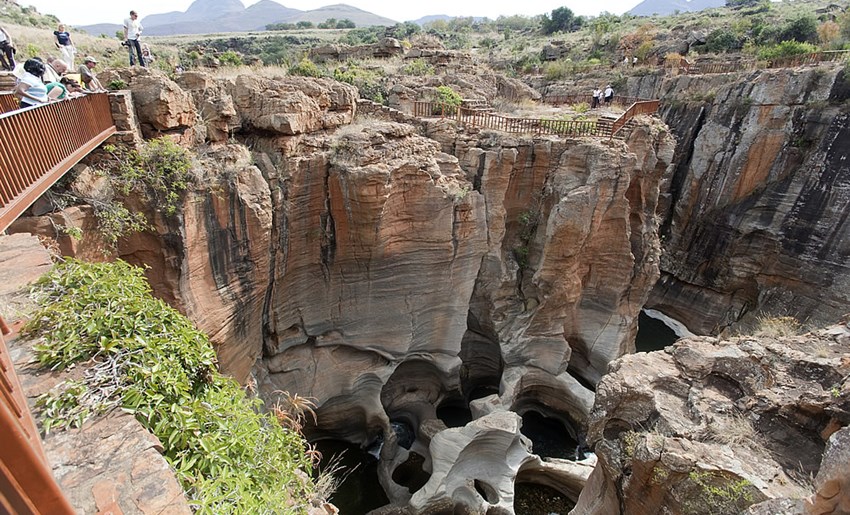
[0,92,18,114]
[610,100,661,137]
[412,100,662,139]
[0,94,116,232]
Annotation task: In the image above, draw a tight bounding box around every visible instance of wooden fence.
[0,93,116,232]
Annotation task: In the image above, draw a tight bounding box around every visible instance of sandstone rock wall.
[631,65,850,334]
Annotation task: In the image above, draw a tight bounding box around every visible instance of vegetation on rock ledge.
[25,260,318,514]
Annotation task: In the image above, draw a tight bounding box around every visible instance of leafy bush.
[435,85,462,114]
[757,40,818,61]
[105,138,194,216]
[289,57,323,77]
[779,15,818,44]
[106,79,127,90]
[702,29,741,53]
[333,62,386,103]
[218,50,243,66]
[26,260,317,514]
[401,58,434,76]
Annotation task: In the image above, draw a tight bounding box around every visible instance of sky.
[20,0,642,27]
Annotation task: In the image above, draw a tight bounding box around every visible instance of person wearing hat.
[123,10,145,67]
[78,56,105,92]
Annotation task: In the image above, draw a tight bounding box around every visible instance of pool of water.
[520,411,578,460]
[314,439,390,514]
[635,310,679,352]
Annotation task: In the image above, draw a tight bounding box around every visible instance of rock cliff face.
[18,69,673,512]
[628,65,850,334]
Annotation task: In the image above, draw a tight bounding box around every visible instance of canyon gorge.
[8,58,850,513]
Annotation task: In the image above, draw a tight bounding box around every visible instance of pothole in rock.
[314,439,390,513]
[520,411,579,460]
[391,420,415,450]
[514,482,576,514]
[392,451,431,494]
[635,310,680,352]
[437,400,473,428]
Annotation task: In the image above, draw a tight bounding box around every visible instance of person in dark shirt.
[53,23,76,68]
[0,25,15,71]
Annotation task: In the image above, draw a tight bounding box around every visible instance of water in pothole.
[520,411,579,460]
[314,439,389,514]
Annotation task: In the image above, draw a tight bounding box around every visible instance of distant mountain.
[279,4,396,26]
[78,0,393,37]
[629,0,726,16]
[410,14,488,25]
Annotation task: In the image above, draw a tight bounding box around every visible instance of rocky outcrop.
[11,69,675,512]
[634,64,850,335]
[571,322,850,514]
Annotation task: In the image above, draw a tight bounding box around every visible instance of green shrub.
[757,40,818,61]
[333,62,386,103]
[105,138,194,216]
[435,85,462,114]
[106,79,127,90]
[25,260,317,513]
[402,58,434,76]
[702,29,741,53]
[217,50,243,66]
[289,57,323,77]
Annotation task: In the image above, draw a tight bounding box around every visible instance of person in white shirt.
[604,84,614,105]
[591,87,601,109]
[122,10,145,67]
[14,58,49,108]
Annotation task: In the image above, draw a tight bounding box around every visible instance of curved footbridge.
[0,92,116,233]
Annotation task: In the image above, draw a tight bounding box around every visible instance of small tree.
[779,15,818,44]
[541,7,583,35]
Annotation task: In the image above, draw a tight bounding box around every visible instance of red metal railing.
[678,50,850,75]
[610,100,661,137]
[544,94,653,108]
[412,99,661,139]
[0,93,116,232]
[1,321,76,513]
[413,101,608,137]
[0,93,18,114]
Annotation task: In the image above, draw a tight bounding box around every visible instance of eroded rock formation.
[572,322,850,514]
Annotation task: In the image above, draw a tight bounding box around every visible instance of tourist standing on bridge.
[604,84,614,105]
[0,25,15,71]
[123,10,145,67]
[591,87,601,109]
[53,24,76,69]
[14,58,48,108]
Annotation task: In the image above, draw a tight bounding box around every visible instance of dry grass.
[704,413,758,447]
[753,316,803,338]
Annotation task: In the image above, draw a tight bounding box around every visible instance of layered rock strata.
[634,65,850,334]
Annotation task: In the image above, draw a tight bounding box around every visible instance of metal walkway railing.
[0,93,116,232]
[411,99,660,139]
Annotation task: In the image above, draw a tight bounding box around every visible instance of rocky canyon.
[8,59,850,514]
